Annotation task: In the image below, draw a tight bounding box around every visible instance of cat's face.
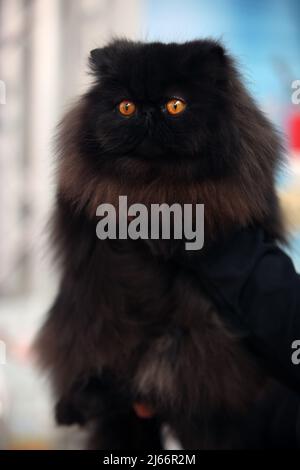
[80,39,238,181]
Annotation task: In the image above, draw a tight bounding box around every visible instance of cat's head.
[57,39,283,238]
[85,39,232,175]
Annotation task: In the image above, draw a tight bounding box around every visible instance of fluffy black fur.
[36,39,295,449]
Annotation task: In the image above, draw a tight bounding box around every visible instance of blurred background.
[0,0,299,449]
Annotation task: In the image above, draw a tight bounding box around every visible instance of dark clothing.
[179,227,300,393]
[178,227,300,447]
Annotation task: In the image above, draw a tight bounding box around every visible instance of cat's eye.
[118,100,136,116]
[166,98,186,115]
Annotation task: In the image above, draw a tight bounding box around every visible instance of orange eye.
[166,98,186,115]
[119,100,136,116]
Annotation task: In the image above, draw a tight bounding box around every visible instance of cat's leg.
[54,372,118,426]
[55,372,163,450]
[87,411,163,450]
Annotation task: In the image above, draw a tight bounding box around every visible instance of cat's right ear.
[89,48,110,76]
[90,48,102,63]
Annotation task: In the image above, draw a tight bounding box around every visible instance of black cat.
[36,39,297,449]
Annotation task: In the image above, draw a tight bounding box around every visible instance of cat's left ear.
[187,42,228,84]
[207,44,228,81]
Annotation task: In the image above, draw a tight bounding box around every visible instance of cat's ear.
[187,41,228,84]
[89,47,111,76]
[206,44,228,82]
[90,48,102,63]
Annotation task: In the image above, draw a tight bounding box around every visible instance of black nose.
[142,106,155,119]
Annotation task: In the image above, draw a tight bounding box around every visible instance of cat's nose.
[142,107,156,120]
[142,108,156,131]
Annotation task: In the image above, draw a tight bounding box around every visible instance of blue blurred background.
[0,0,299,449]
[146,0,300,118]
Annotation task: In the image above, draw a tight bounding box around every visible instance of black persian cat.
[36,39,296,449]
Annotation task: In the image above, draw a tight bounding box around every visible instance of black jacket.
[178,227,300,447]
[179,227,300,396]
